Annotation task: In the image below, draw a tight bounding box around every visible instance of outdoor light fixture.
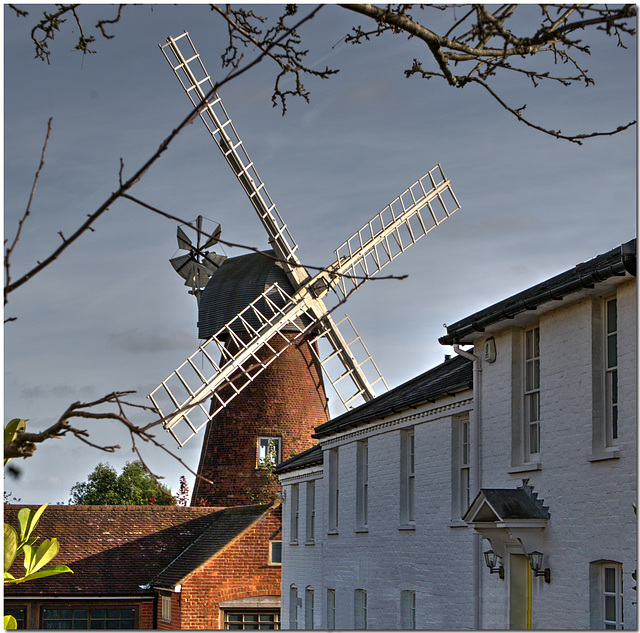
[528,551,551,583]
[483,550,504,579]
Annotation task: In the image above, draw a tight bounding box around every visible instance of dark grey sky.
[4,5,636,504]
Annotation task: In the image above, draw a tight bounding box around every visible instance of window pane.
[607,334,618,369]
[604,567,616,593]
[605,595,616,621]
[607,299,617,333]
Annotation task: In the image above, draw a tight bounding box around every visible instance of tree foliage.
[69,460,176,505]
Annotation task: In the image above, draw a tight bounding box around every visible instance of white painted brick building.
[276,240,636,630]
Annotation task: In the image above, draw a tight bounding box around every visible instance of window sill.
[327,530,339,536]
[398,523,416,531]
[289,541,298,546]
[304,541,315,546]
[449,520,469,528]
[355,528,369,534]
[588,450,620,462]
[508,462,541,474]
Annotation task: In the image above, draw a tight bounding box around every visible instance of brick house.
[276,239,636,629]
[4,503,283,629]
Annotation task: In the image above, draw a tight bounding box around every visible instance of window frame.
[400,428,415,527]
[328,448,339,533]
[400,590,416,629]
[326,589,336,630]
[523,326,541,461]
[305,587,315,630]
[354,589,367,630]
[269,540,282,565]
[40,607,137,629]
[289,585,299,630]
[160,595,172,623]
[305,480,316,544]
[224,610,280,630]
[257,436,282,469]
[356,440,369,530]
[290,483,300,544]
[604,298,619,448]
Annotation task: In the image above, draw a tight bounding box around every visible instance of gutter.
[453,344,482,630]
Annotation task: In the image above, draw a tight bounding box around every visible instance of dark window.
[41,608,135,629]
[5,609,26,629]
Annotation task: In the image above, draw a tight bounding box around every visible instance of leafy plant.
[4,420,73,629]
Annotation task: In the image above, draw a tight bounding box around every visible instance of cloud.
[108,329,195,353]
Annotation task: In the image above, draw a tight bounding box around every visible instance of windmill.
[169,215,226,304]
[149,32,461,505]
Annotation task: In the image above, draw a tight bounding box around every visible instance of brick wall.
[177,505,283,629]
[192,334,328,506]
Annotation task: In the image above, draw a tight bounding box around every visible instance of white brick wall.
[279,275,636,630]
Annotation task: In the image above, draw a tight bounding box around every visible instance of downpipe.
[454,344,482,630]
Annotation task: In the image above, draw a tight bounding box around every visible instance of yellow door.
[509,554,532,629]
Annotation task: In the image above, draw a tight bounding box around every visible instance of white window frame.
[460,417,470,514]
[258,436,282,469]
[400,590,416,629]
[356,440,369,530]
[305,480,316,544]
[602,563,624,629]
[305,587,315,630]
[160,595,171,623]
[605,298,619,447]
[354,589,367,630]
[328,448,339,533]
[523,326,541,461]
[326,589,336,630]
[290,483,299,544]
[289,585,299,629]
[400,428,415,527]
[268,540,282,566]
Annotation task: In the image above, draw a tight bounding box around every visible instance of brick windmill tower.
[148,32,461,507]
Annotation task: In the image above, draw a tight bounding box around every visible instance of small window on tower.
[258,437,282,468]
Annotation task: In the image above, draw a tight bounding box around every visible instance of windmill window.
[400,428,415,527]
[356,440,369,530]
[604,298,619,447]
[290,483,300,543]
[258,437,282,468]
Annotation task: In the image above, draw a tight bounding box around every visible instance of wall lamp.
[528,551,551,583]
[483,550,504,579]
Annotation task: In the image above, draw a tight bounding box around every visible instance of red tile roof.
[4,503,272,597]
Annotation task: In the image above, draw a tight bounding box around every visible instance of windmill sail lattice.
[150,32,461,447]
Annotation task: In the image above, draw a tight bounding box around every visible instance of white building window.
[258,436,282,468]
[590,561,624,629]
[605,298,619,447]
[305,587,314,630]
[326,589,336,630]
[328,448,339,533]
[354,589,367,630]
[306,480,316,544]
[524,326,540,460]
[400,590,416,629]
[290,483,299,543]
[289,585,299,629]
[400,428,415,526]
[451,414,470,520]
[160,595,171,623]
[356,440,369,530]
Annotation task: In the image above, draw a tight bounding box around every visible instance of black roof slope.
[273,443,323,475]
[440,239,636,346]
[312,354,473,440]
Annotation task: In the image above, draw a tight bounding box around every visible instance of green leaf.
[4,571,16,581]
[4,524,18,573]
[4,419,26,467]
[28,539,60,575]
[6,565,73,584]
[17,503,48,543]
[4,614,17,629]
[22,544,35,574]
